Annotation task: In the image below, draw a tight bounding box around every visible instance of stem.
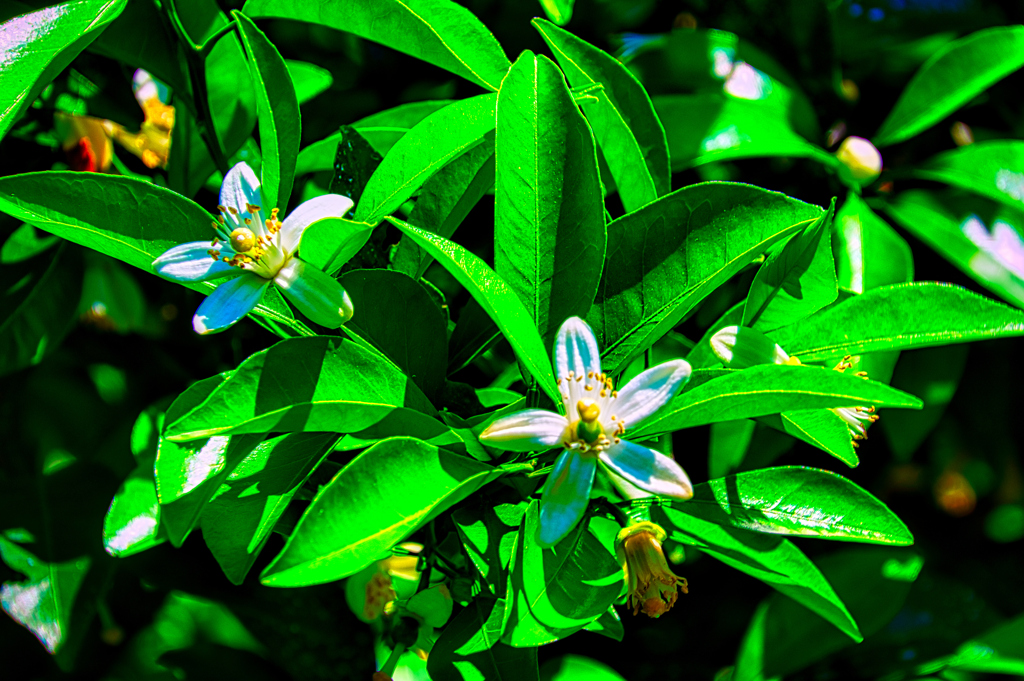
[379,643,406,678]
[161,0,231,175]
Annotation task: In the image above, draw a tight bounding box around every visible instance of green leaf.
[0,0,127,144]
[836,192,914,294]
[454,502,527,594]
[873,26,1024,147]
[542,655,626,681]
[202,432,337,585]
[709,419,757,479]
[235,11,301,212]
[734,547,922,679]
[386,218,560,406]
[356,94,497,224]
[299,217,374,277]
[651,501,861,641]
[652,95,836,172]
[260,437,499,586]
[163,336,436,441]
[743,202,838,332]
[285,60,332,105]
[338,269,448,402]
[533,19,670,211]
[104,404,166,558]
[1,223,58,264]
[914,140,1024,213]
[759,410,858,468]
[632,364,922,439]
[538,0,574,26]
[580,608,623,642]
[0,171,296,325]
[0,243,82,376]
[242,0,510,91]
[589,182,823,374]
[427,598,539,681]
[448,298,501,375]
[295,100,454,176]
[879,190,1024,308]
[392,142,496,280]
[494,52,605,343]
[0,537,91,654]
[770,282,1024,361]
[519,501,622,630]
[682,467,912,544]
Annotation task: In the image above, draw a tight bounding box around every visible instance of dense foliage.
[2,0,1024,679]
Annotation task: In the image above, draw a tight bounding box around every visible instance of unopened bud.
[836,136,883,182]
[710,326,792,368]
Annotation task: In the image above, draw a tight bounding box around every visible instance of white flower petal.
[479,409,569,452]
[275,258,354,328]
[539,449,597,547]
[555,316,601,380]
[710,325,791,368]
[153,241,239,282]
[192,274,270,334]
[613,359,691,427]
[278,194,355,255]
[219,162,263,215]
[600,440,693,499]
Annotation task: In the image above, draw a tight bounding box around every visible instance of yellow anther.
[230,227,257,253]
[246,203,261,214]
[243,217,252,225]
[600,390,607,397]
[207,249,220,260]
[227,206,238,215]
[588,372,594,378]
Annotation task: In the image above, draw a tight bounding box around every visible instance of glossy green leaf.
[235,11,301,212]
[299,217,374,277]
[167,0,257,198]
[836,192,914,295]
[339,269,447,402]
[295,101,454,176]
[386,218,560,406]
[873,26,1024,147]
[392,142,496,280]
[681,467,912,545]
[356,94,497,225]
[454,502,527,594]
[326,125,381,207]
[0,537,91,654]
[427,598,538,681]
[533,19,670,211]
[0,243,82,377]
[495,52,605,343]
[0,0,126,144]
[632,364,922,439]
[520,501,622,630]
[542,655,626,681]
[653,95,836,171]
[286,60,332,105]
[709,419,756,479]
[261,437,499,586]
[448,298,501,375]
[163,336,436,441]
[0,171,296,325]
[914,140,1024,213]
[770,282,1024,361]
[734,548,922,679]
[759,410,858,468]
[242,0,510,91]
[104,404,166,558]
[581,607,623,642]
[589,182,823,374]
[202,432,337,585]
[743,202,838,332]
[1,223,58,264]
[651,502,861,641]
[880,190,1024,308]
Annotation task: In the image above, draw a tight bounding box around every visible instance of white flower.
[153,162,355,334]
[962,215,1024,280]
[709,325,879,445]
[480,317,694,547]
[835,136,883,182]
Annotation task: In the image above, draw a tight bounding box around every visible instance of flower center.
[206,203,287,277]
[576,400,604,444]
[556,370,627,452]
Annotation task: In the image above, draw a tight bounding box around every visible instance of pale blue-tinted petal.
[599,440,692,499]
[153,241,239,282]
[275,258,353,328]
[478,409,568,452]
[219,162,263,214]
[193,274,270,334]
[554,316,601,380]
[538,449,597,547]
[613,360,692,427]
[279,194,355,254]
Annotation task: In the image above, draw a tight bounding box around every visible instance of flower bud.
[836,136,883,182]
[615,521,688,618]
[710,325,793,368]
